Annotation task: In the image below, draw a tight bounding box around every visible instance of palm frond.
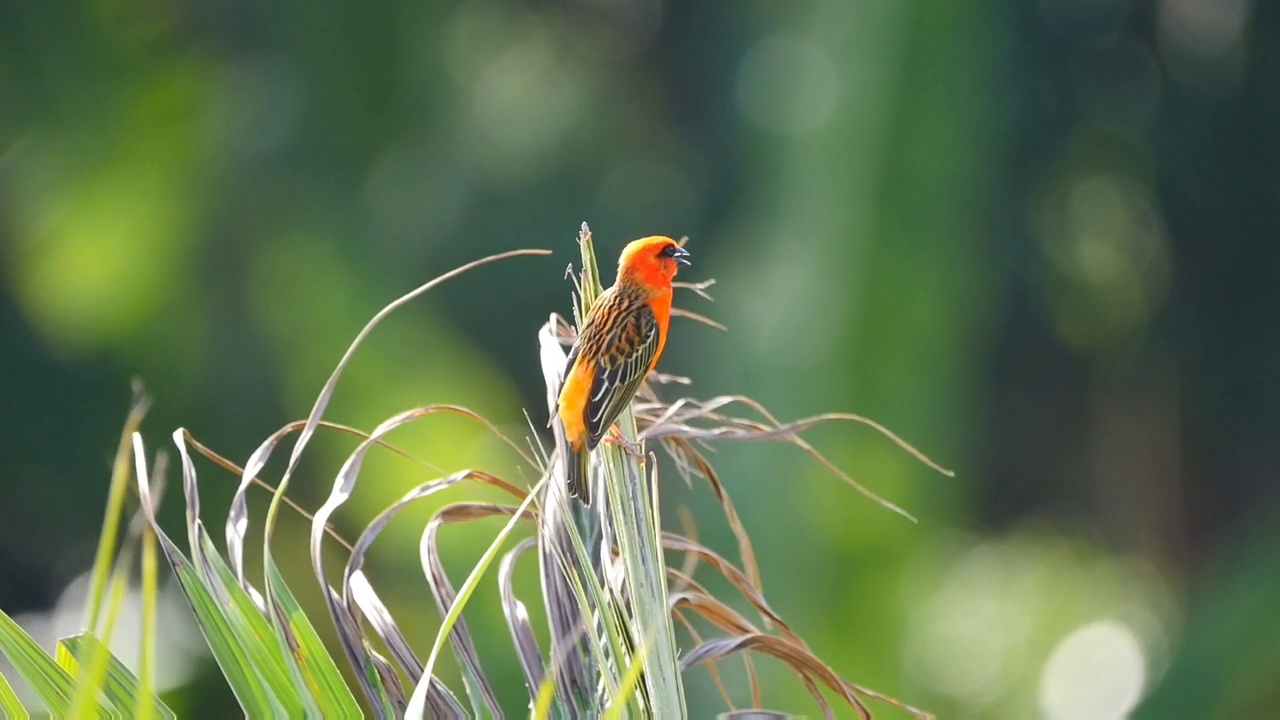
[0,225,945,720]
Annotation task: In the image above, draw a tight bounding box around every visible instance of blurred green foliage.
[2,0,1278,717]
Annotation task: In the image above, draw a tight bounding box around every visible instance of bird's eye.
[656,242,691,266]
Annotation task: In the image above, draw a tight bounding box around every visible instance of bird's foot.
[602,426,645,459]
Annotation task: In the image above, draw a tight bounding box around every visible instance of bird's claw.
[602,427,645,459]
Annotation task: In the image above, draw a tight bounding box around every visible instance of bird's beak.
[673,246,691,267]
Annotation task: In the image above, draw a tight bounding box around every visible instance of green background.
[2,0,1277,717]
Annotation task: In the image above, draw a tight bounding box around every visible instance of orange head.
[616,236,690,291]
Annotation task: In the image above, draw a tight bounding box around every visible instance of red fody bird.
[555,236,691,505]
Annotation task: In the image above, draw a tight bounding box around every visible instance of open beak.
[673,245,691,267]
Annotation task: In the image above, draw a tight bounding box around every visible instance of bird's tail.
[563,440,592,506]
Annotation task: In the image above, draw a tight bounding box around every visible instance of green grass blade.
[532,669,558,720]
[602,614,664,720]
[601,443,683,715]
[324,586,402,718]
[0,666,28,719]
[165,551,282,714]
[58,634,176,719]
[420,505,514,715]
[405,478,546,718]
[576,222,602,318]
[548,503,629,701]
[167,430,308,715]
[272,249,553,622]
[0,609,87,716]
[85,390,150,634]
[340,468,488,678]
[139,521,158,720]
[304,412,488,716]
[131,433,279,715]
[363,641,407,718]
[193,533,310,716]
[66,557,132,718]
[264,555,362,716]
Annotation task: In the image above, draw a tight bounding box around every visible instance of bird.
[555,235,691,506]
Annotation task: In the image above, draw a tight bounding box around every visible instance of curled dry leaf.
[127,233,937,720]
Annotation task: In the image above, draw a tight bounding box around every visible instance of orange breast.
[647,290,673,371]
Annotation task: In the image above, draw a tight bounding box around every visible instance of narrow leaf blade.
[264,556,362,715]
[0,609,83,716]
[164,552,280,714]
[0,666,29,719]
[193,533,309,716]
[59,633,176,719]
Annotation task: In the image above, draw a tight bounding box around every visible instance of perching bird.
[555,236,691,505]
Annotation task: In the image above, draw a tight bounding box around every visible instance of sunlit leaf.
[263,556,362,715]
[58,634,176,719]
[84,388,150,635]
[0,609,82,716]
[132,434,280,715]
[0,667,28,719]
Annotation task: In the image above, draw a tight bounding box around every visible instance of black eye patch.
[657,242,691,265]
